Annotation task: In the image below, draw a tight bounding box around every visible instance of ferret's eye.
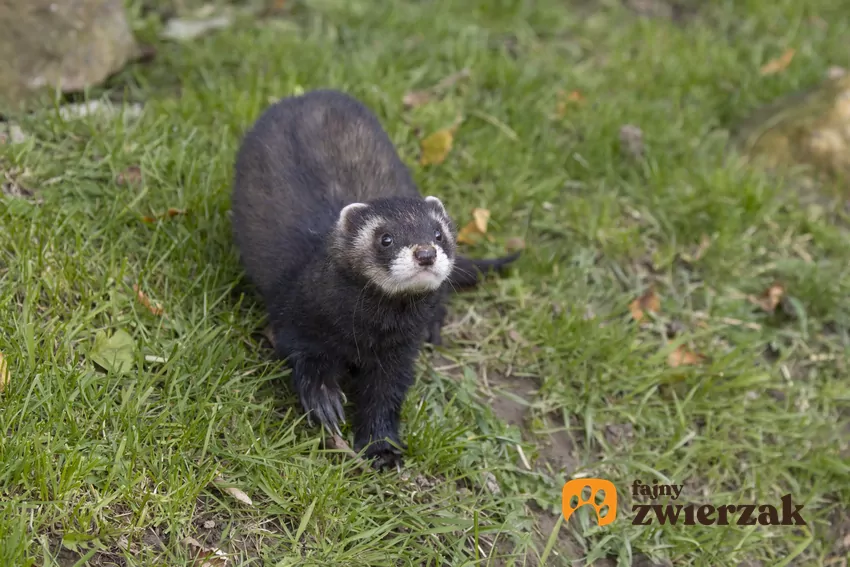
[380,233,393,247]
[434,229,443,242]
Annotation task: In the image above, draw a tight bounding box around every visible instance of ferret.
[230,89,520,469]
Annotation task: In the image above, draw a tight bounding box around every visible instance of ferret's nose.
[414,246,436,266]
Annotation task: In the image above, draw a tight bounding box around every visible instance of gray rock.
[0,0,139,113]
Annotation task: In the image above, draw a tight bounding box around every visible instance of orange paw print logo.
[562,478,617,526]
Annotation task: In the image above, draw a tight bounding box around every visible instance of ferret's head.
[331,196,456,296]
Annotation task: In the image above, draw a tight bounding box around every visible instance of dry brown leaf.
[748,282,785,313]
[0,352,9,394]
[142,208,187,223]
[133,284,164,316]
[629,288,661,322]
[183,536,227,567]
[555,89,585,117]
[116,166,142,187]
[214,477,253,506]
[456,208,490,245]
[402,90,432,109]
[403,68,471,109]
[668,346,705,368]
[760,48,795,75]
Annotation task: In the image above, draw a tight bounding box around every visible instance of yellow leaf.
[472,208,490,233]
[419,128,455,166]
[0,352,8,394]
[760,48,795,75]
[456,208,490,245]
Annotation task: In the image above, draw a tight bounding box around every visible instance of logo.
[561,478,617,526]
[561,479,807,527]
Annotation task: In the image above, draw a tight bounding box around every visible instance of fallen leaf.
[760,48,795,75]
[133,284,164,316]
[116,166,142,187]
[472,208,489,232]
[555,89,585,117]
[668,345,705,368]
[403,68,471,109]
[183,536,227,567]
[629,288,660,322]
[327,433,370,470]
[89,329,135,374]
[0,352,8,394]
[748,282,785,313]
[420,127,456,166]
[214,477,253,506]
[456,208,490,245]
[142,208,187,223]
[402,90,432,109]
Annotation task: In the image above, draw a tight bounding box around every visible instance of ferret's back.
[230,90,419,298]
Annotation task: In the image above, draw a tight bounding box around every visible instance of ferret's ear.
[424,196,447,216]
[337,202,368,230]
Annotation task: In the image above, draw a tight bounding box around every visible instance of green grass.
[2,0,850,565]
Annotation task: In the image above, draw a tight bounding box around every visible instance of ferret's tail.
[448,250,522,289]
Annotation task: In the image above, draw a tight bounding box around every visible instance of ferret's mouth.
[407,268,442,282]
[395,268,446,291]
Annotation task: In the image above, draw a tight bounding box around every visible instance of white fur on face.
[352,215,383,255]
[344,205,454,296]
[429,212,454,247]
[378,244,453,295]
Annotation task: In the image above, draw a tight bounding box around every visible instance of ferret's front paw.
[299,382,346,436]
[354,435,406,470]
[364,440,405,470]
